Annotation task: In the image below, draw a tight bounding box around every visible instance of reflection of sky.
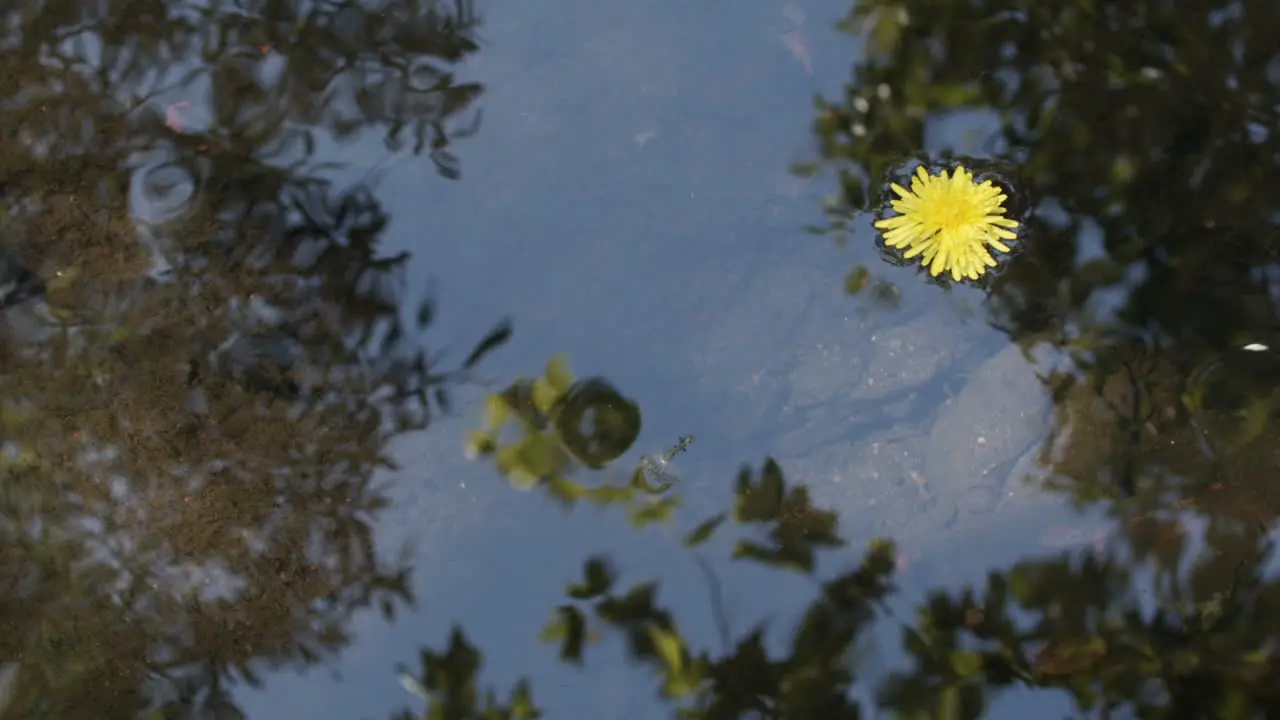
[225,1,1101,718]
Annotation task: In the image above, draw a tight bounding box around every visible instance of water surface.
[2,0,1277,717]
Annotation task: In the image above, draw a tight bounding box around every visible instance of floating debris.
[633,434,694,494]
[874,165,1020,281]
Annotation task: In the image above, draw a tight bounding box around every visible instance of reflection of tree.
[1,0,482,178]
[394,0,1280,716]
[0,0,501,717]
[803,0,1280,710]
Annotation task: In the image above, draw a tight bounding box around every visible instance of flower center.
[925,195,976,232]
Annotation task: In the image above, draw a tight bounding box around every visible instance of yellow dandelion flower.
[873,165,1020,281]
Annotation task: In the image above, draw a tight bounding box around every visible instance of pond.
[1,0,1278,718]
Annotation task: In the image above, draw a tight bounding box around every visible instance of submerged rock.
[688,244,1060,559]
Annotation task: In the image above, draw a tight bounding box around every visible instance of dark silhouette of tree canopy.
[393,0,1280,718]
[0,0,506,718]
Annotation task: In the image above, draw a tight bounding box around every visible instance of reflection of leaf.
[1034,637,1106,677]
[1008,563,1039,604]
[509,680,541,719]
[733,539,811,573]
[531,376,561,416]
[433,386,451,413]
[938,686,963,720]
[432,149,462,180]
[415,297,435,327]
[463,429,496,458]
[567,557,615,600]
[845,264,872,294]
[734,459,786,522]
[519,435,566,476]
[649,626,685,673]
[684,514,726,548]
[539,605,587,665]
[545,474,589,503]
[630,496,679,528]
[495,442,542,490]
[544,354,575,393]
[949,651,983,678]
[463,318,512,368]
[1232,397,1270,449]
[482,393,510,429]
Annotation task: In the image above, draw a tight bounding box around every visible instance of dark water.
[1,0,1278,717]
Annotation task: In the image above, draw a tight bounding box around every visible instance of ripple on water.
[128,153,201,279]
